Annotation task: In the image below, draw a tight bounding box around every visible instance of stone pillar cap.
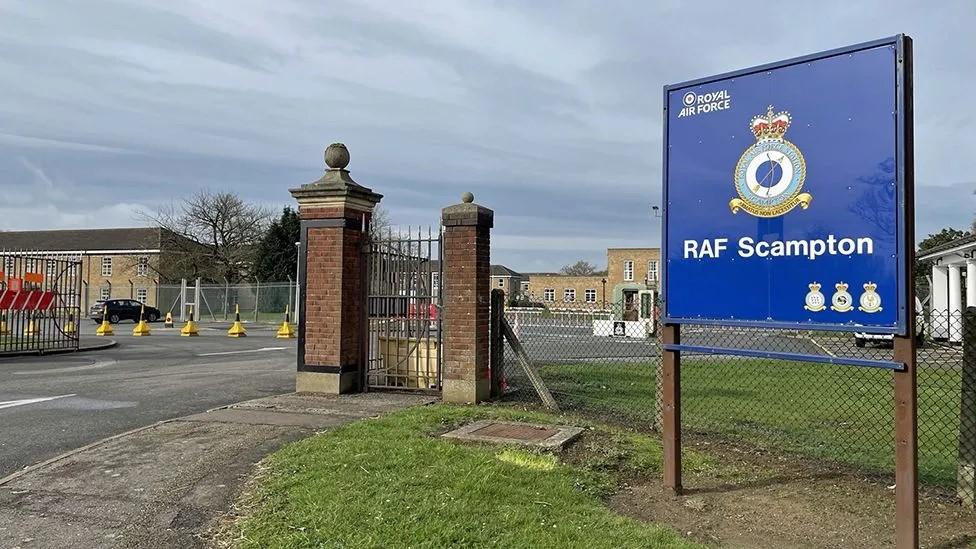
[289,143,383,206]
[442,193,493,228]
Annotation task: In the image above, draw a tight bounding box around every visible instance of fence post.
[223,279,229,321]
[959,306,976,507]
[490,289,505,398]
[254,279,261,322]
[179,278,187,321]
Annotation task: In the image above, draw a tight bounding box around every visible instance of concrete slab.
[442,419,584,449]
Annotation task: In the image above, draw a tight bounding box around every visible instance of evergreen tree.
[254,207,301,281]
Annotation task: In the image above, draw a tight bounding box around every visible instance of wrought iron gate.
[0,251,83,354]
[365,227,442,391]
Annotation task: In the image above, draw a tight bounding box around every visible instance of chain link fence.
[157,281,298,323]
[500,304,976,506]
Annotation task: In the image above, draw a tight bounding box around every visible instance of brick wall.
[300,208,369,372]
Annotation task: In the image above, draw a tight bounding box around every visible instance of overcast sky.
[1,1,973,271]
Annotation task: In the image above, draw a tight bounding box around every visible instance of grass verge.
[225,404,705,549]
[537,358,963,486]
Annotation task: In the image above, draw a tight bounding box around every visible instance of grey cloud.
[0,0,973,271]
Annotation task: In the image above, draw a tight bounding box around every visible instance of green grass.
[538,359,964,486]
[229,405,704,549]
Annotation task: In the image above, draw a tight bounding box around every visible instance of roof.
[0,227,165,253]
[917,233,976,262]
[429,261,522,277]
[490,264,522,277]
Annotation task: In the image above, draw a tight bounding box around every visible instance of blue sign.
[662,36,910,333]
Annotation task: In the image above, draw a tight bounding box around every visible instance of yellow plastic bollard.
[133,305,151,336]
[95,305,114,336]
[276,305,296,339]
[180,306,199,337]
[64,309,77,335]
[227,304,247,338]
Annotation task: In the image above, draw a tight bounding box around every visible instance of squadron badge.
[858,282,882,313]
[804,282,825,312]
[830,282,853,313]
[730,105,812,217]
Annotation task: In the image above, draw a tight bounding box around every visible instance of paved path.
[0,325,295,478]
[0,392,434,548]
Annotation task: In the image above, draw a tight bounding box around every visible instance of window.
[3,257,12,272]
[520,281,530,293]
[100,287,111,300]
[137,256,149,277]
[431,272,440,292]
[101,257,112,277]
[25,258,36,272]
[647,260,659,282]
[543,288,555,302]
[136,288,148,303]
[497,278,505,288]
[564,289,576,302]
[585,288,597,303]
[623,260,634,281]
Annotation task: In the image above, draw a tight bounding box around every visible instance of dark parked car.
[90,299,161,324]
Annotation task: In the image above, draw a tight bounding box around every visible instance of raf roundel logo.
[730,105,813,218]
[682,92,696,106]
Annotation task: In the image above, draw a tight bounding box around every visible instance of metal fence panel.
[501,304,974,500]
[156,281,298,323]
[0,251,82,354]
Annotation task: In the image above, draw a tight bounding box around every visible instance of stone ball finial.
[461,192,474,204]
[324,143,350,170]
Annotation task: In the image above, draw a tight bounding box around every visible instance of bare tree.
[369,205,392,239]
[560,260,599,276]
[140,190,271,283]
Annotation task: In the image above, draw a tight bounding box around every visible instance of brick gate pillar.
[290,143,381,394]
[441,192,493,403]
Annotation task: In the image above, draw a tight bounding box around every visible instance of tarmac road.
[0,322,295,478]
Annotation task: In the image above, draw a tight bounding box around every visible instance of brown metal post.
[661,323,681,494]
[893,335,918,548]
[893,35,917,549]
[489,288,505,398]
[959,307,976,508]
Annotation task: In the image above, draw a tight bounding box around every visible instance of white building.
[918,234,976,343]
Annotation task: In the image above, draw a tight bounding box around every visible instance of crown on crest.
[750,105,791,140]
[863,282,877,292]
[808,282,821,292]
[835,282,848,292]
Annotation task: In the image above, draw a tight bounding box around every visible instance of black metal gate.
[0,251,83,354]
[365,227,442,391]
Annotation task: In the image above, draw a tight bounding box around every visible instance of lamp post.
[601,278,607,310]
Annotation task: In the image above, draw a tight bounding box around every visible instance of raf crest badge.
[830,282,853,313]
[730,105,812,218]
[804,282,825,312]
[858,282,882,313]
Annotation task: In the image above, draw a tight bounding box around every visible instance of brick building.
[525,247,661,313]
[490,264,524,299]
[0,228,182,310]
[522,273,607,307]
